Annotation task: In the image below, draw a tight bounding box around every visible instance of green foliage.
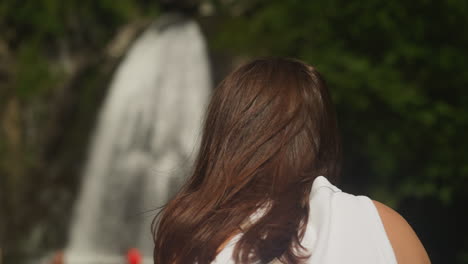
[15,41,59,99]
[210,0,468,206]
[0,0,159,101]
[1,0,466,262]
[0,1,160,261]
[209,3,468,261]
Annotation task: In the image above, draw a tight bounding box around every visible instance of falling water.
[63,14,211,263]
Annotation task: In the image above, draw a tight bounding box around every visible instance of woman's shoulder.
[310,176,430,264]
[372,200,431,264]
[305,177,395,263]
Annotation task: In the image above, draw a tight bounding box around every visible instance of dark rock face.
[159,0,199,15]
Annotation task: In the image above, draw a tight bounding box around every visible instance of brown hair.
[153,58,341,263]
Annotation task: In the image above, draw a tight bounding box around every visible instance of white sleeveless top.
[213,176,397,264]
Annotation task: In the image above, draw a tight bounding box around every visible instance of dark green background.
[0,0,466,263]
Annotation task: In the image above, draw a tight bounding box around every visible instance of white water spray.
[64,15,211,263]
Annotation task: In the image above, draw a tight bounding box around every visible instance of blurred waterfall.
[63,14,211,263]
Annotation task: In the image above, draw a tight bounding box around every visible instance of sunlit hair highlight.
[153,58,341,263]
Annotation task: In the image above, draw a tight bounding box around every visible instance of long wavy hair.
[153,58,341,263]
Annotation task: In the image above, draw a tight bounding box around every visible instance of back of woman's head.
[153,58,341,264]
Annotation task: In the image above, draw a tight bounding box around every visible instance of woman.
[153,58,430,264]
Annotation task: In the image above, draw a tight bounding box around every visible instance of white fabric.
[213,176,397,264]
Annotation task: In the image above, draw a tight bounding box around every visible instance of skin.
[53,203,431,264]
[215,202,432,263]
[373,200,431,264]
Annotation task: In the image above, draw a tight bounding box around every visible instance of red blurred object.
[127,248,141,264]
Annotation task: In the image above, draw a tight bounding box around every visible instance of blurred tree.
[210,0,468,263]
[0,0,467,263]
[211,0,468,204]
[0,0,158,262]
[208,0,468,263]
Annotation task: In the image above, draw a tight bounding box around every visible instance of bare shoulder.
[372,200,431,264]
